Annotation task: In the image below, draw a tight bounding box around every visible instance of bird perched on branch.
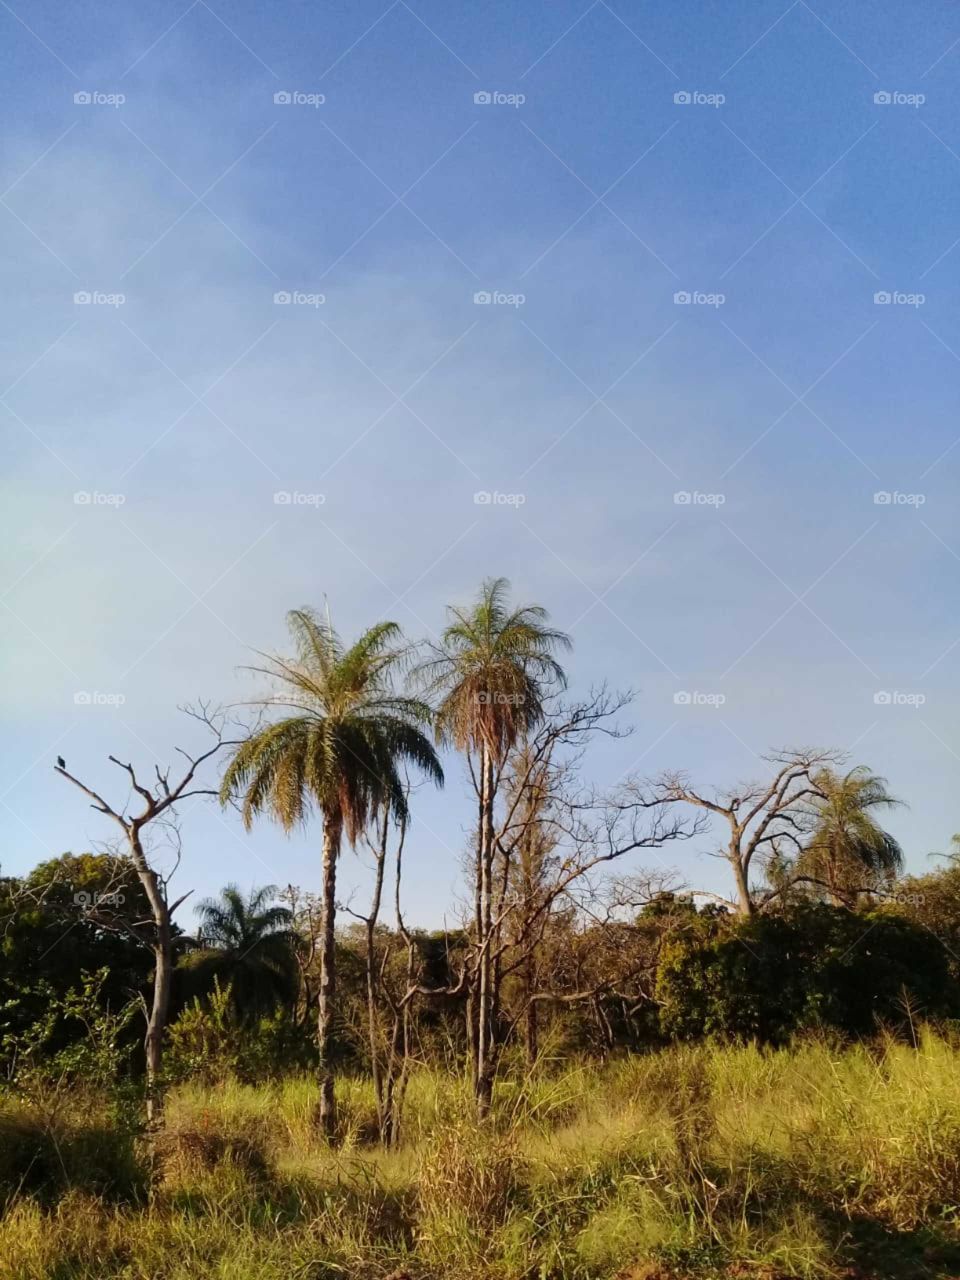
[56,756,66,770]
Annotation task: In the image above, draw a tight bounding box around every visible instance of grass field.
[4,1033,960,1279]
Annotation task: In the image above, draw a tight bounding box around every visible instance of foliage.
[180,884,300,1022]
[418,574,570,759]
[220,610,443,840]
[1,969,140,1099]
[794,765,905,906]
[0,971,144,1208]
[165,979,315,1085]
[0,856,151,1059]
[657,903,956,1042]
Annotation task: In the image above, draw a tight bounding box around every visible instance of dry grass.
[4,1032,960,1278]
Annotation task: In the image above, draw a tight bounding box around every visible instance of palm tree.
[417,577,570,1114]
[798,766,904,907]
[220,609,443,1135]
[183,884,299,1021]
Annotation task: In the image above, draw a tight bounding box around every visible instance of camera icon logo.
[473,291,492,304]
[74,690,92,704]
[873,291,891,304]
[673,491,692,504]
[873,491,892,505]
[274,91,292,104]
[873,91,892,105]
[873,691,892,705]
[73,91,91,105]
[73,291,91,305]
[474,490,492,504]
[673,691,692,705]
[673,91,692,105]
[473,91,492,105]
[274,291,292,304]
[673,290,691,304]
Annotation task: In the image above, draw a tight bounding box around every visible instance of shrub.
[657,904,956,1042]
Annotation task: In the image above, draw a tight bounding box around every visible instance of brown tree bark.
[475,742,496,1118]
[54,724,233,1133]
[317,812,342,1137]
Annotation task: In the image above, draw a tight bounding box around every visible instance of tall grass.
[4,1032,960,1277]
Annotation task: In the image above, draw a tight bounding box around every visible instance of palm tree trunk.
[318,813,341,1137]
[476,743,496,1118]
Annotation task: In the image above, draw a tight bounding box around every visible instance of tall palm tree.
[184,884,300,1021]
[798,766,904,907]
[220,609,443,1135]
[417,577,570,1114]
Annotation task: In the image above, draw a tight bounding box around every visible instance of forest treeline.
[2,577,958,1146]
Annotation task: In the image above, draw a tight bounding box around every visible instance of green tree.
[417,577,570,1115]
[182,884,299,1021]
[220,608,443,1136]
[656,904,954,1042]
[1,855,151,1067]
[797,766,904,907]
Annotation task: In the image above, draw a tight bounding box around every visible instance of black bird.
[56,756,66,770]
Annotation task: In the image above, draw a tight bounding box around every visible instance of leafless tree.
[339,796,424,1145]
[416,690,706,1098]
[53,703,243,1126]
[636,748,844,915]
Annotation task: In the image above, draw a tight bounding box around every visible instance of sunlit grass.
[5,1031,960,1277]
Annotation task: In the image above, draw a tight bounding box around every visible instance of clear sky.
[2,0,959,926]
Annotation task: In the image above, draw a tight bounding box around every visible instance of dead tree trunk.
[55,715,233,1131]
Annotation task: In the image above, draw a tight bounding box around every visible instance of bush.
[657,904,956,1043]
[165,980,316,1085]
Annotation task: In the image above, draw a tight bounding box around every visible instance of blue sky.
[3,0,960,926]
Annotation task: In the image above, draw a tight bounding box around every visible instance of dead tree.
[279,883,323,1031]
[345,801,424,1145]
[54,705,240,1126]
[638,748,844,915]
[424,690,706,1103]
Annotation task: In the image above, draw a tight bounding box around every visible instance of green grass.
[5,1033,960,1278]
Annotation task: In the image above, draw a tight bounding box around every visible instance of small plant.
[165,978,239,1084]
